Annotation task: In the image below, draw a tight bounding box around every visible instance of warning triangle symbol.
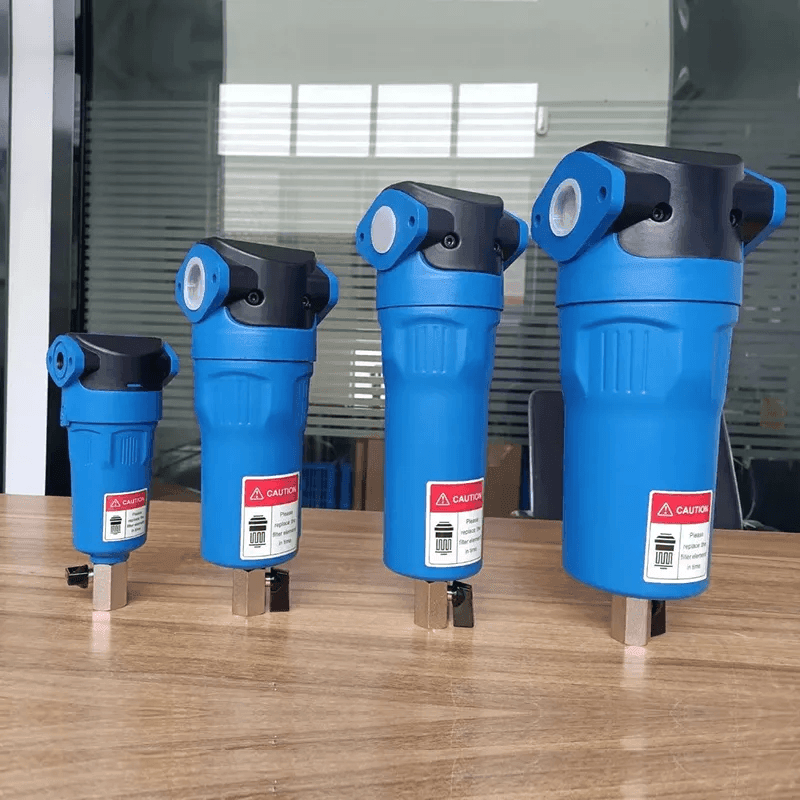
[657,502,673,518]
[250,488,265,501]
[436,493,451,507]
[110,499,121,509]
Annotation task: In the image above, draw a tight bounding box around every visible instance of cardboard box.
[484,443,523,518]
[150,478,201,503]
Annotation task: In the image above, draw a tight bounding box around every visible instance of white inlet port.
[549,178,581,237]
[183,257,206,311]
[371,205,397,254]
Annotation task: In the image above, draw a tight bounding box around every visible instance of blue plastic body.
[741,169,787,257]
[380,304,501,580]
[531,152,786,600]
[338,462,353,510]
[301,462,353,509]
[356,190,529,581]
[193,355,311,569]
[176,242,337,571]
[560,287,737,599]
[46,336,178,565]
[302,463,337,509]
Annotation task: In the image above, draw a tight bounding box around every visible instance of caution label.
[644,490,713,583]
[103,488,148,542]
[241,472,300,560]
[425,479,484,567]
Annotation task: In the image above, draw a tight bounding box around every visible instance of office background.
[3,0,799,529]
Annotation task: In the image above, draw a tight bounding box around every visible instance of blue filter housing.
[531,142,786,600]
[175,237,337,571]
[356,183,528,582]
[46,334,179,564]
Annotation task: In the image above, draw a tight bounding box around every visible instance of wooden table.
[1,496,799,799]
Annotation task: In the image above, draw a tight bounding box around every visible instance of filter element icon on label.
[248,515,268,546]
[653,532,677,570]
[434,520,454,555]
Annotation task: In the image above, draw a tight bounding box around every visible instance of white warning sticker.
[644,490,713,583]
[425,479,484,567]
[241,472,300,560]
[103,488,148,542]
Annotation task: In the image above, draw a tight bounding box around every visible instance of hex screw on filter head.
[650,203,672,223]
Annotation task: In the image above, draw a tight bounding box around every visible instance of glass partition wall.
[70,0,800,527]
[669,0,800,529]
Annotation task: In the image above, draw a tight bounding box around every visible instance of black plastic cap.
[390,182,519,274]
[267,568,290,612]
[579,141,775,260]
[72,334,175,392]
[449,580,474,628]
[650,600,667,638]
[65,565,91,589]
[202,237,332,329]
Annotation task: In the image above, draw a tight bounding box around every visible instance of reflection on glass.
[456,83,538,158]
[352,349,384,401]
[224,169,281,235]
[217,82,541,162]
[296,84,372,157]
[218,83,292,157]
[376,84,453,158]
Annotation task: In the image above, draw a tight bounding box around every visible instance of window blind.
[83,98,669,453]
[83,100,219,454]
[670,100,800,459]
[221,96,669,443]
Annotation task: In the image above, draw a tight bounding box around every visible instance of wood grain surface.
[0,495,799,799]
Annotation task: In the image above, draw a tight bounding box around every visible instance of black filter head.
[201,237,334,328]
[69,334,177,391]
[579,141,778,260]
[390,182,524,275]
